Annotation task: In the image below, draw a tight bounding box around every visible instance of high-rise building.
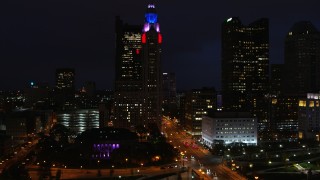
[267,21,320,141]
[141,3,163,127]
[284,21,320,94]
[114,16,143,129]
[221,17,269,129]
[114,3,162,130]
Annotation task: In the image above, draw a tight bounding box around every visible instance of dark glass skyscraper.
[221,17,269,113]
[114,17,143,129]
[114,4,162,129]
[284,21,320,94]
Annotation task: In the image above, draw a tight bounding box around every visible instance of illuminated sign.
[142,33,147,43]
[158,33,162,44]
[92,143,120,159]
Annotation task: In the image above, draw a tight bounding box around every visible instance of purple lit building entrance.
[92,143,120,159]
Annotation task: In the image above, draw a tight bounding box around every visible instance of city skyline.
[1,0,320,91]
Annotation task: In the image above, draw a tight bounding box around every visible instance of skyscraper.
[141,3,163,126]
[284,21,320,94]
[114,16,144,129]
[114,3,162,129]
[221,17,269,114]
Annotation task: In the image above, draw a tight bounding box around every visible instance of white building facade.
[202,112,257,147]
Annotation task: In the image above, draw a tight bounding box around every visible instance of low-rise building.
[202,112,257,147]
[298,93,320,140]
[56,109,100,135]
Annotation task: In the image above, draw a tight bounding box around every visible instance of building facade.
[202,112,257,147]
[141,4,162,127]
[298,93,320,140]
[270,64,283,96]
[55,68,75,92]
[184,88,216,137]
[284,21,320,94]
[162,72,177,105]
[114,16,144,129]
[221,17,269,125]
[114,3,162,130]
[56,109,100,135]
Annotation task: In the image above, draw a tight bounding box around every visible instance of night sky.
[1,0,319,91]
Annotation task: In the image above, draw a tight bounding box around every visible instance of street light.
[125,158,128,169]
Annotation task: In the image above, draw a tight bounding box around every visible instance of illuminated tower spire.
[142,3,162,44]
[143,3,160,33]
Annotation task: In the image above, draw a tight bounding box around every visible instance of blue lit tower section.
[143,4,160,33]
[141,3,162,127]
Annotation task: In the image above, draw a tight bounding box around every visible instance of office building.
[162,73,177,118]
[221,17,269,114]
[55,68,75,92]
[184,88,216,137]
[298,93,320,140]
[202,112,257,147]
[114,16,144,129]
[284,21,320,94]
[114,3,162,130]
[162,73,176,105]
[270,95,299,141]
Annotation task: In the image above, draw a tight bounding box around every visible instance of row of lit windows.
[216,119,254,122]
[216,131,255,134]
[216,127,254,130]
[299,100,320,107]
[117,104,142,107]
[216,137,255,142]
[216,135,254,138]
